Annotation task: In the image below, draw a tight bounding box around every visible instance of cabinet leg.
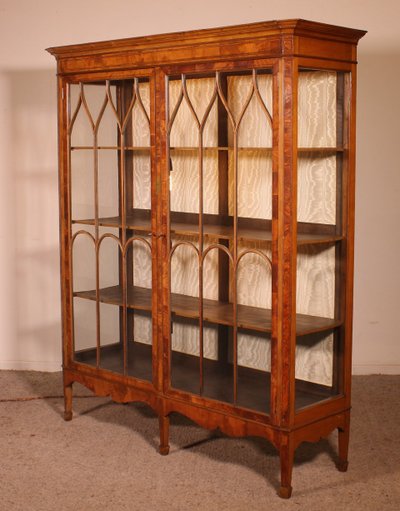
[337,413,350,472]
[159,415,170,456]
[64,382,73,422]
[279,436,294,499]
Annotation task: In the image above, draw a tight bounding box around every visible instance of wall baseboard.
[352,364,400,375]
[0,360,62,372]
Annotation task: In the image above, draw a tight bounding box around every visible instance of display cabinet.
[47,19,365,498]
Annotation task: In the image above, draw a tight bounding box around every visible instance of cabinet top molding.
[47,19,367,75]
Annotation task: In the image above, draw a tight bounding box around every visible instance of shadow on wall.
[353,52,400,371]
[0,69,62,370]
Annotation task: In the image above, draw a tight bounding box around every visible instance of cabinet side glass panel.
[295,69,349,409]
[167,69,273,414]
[68,79,153,380]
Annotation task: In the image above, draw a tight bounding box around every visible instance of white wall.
[0,0,399,373]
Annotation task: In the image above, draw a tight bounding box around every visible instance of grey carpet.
[0,371,399,510]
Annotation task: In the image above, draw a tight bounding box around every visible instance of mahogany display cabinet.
[47,19,366,498]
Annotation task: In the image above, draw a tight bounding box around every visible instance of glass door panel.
[295,69,350,409]
[68,78,153,381]
[167,68,273,414]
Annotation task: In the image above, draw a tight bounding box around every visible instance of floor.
[0,371,399,510]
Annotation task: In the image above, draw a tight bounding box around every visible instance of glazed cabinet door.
[63,72,158,385]
[161,63,277,416]
[293,62,355,415]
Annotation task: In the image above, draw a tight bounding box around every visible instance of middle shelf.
[74,285,341,336]
[72,210,342,246]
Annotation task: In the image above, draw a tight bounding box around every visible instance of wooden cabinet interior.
[47,19,365,498]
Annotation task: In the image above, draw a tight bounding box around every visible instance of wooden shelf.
[70,146,343,154]
[74,285,342,336]
[298,147,344,154]
[71,146,150,151]
[73,212,151,233]
[74,342,334,413]
[168,221,342,245]
[171,350,335,412]
[75,341,152,382]
[75,285,152,311]
[170,146,273,153]
[170,146,343,154]
[72,211,342,245]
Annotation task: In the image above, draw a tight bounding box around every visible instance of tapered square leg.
[64,382,73,421]
[279,435,294,499]
[337,412,350,472]
[159,415,170,455]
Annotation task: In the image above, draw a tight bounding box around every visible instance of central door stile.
[151,68,164,393]
[155,67,171,397]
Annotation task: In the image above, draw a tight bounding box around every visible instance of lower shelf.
[74,342,335,414]
[171,350,334,413]
[75,341,152,382]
